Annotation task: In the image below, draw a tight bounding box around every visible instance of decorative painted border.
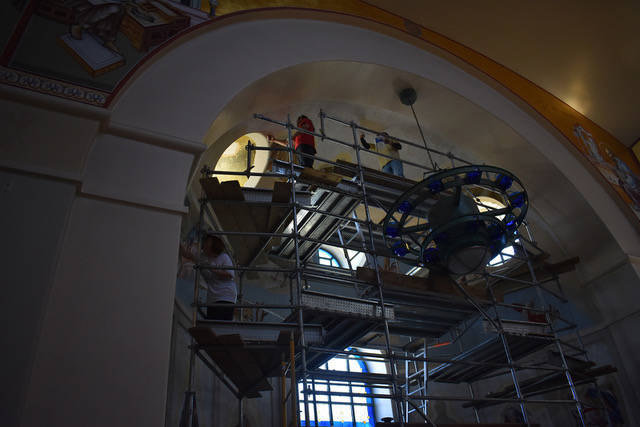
[0,66,108,106]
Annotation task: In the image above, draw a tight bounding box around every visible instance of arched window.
[488,244,516,266]
[212,133,270,188]
[299,350,375,426]
[318,248,341,268]
[476,196,516,267]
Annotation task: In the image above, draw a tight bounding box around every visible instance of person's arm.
[391,141,402,150]
[268,135,289,147]
[179,243,194,260]
[359,133,371,150]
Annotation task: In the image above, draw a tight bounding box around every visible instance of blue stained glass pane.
[385,225,399,237]
[392,241,409,256]
[509,192,525,208]
[423,247,439,264]
[428,179,444,193]
[318,248,341,268]
[397,200,412,213]
[465,170,482,184]
[505,214,517,231]
[300,349,375,427]
[495,174,513,191]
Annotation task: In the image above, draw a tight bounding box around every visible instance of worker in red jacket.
[269,115,317,168]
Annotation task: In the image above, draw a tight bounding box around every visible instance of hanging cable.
[400,87,438,171]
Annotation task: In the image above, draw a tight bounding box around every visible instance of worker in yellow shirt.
[359,132,404,177]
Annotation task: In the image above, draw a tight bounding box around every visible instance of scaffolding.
[179,110,616,427]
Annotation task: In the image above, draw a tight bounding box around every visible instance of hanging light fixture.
[383,165,528,275]
[385,88,529,275]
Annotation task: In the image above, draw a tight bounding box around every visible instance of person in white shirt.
[180,233,236,320]
[359,132,404,177]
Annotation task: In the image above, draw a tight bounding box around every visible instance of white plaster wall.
[583,260,640,419]
[0,91,200,426]
[0,172,76,426]
[82,133,194,210]
[21,196,181,427]
[0,95,100,178]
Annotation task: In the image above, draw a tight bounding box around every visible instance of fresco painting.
[574,125,640,220]
[3,0,209,95]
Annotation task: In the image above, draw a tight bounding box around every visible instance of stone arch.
[109,11,640,256]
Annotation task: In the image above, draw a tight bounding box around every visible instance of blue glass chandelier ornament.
[382,165,528,275]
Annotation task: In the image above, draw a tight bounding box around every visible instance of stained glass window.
[299,350,375,426]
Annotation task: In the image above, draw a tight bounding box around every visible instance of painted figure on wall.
[1,0,208,100]
[603,146,640,212]
[574,124,640,218]
[70,1,129,53]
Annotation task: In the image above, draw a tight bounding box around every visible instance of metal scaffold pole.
[453,326,481,423]
[518,238,587,426]
[350,121,405,424]
[287,115,310,426]
[554,276,613,427]
[422,341,429,418]
[484,276,531,426]
[180,179,207,427]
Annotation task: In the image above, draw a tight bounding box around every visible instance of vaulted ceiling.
[367,0,640,146]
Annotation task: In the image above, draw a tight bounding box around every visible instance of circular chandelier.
[382,165,528,275]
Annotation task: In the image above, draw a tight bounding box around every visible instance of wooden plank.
[189,327,270,396]
[219,180,245,201]
[356,267,498,302]
[200,177,222,200]
[249,204,271,232]
[332,159,418,190]
[216,334,273,393]
[272,181,292,203]
[544,256,580,275]
[298,167,343,187]
[199,179,260,264]
[228,207,263,266]
[483,365,616,400]
[493,255,579,296]
[189,328,254,391]
[546,350,594,371]
[266,182,293,246]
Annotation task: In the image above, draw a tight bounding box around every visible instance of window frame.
[318,247,341,268]
[299,350,376,426]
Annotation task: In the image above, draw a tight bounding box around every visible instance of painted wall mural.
[575,125,640,220]
[1,0,211,105]
[2,0,640,223]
